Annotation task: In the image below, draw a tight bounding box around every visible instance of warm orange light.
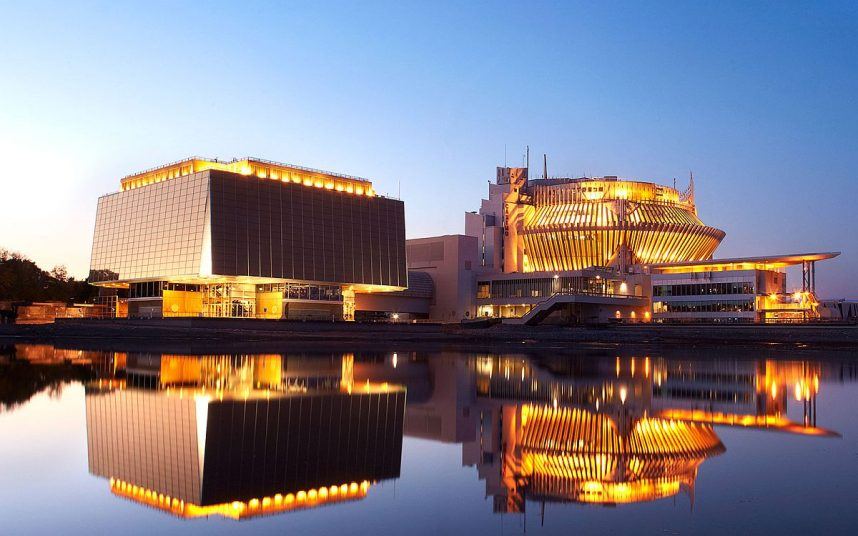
[657,408,838,436]
[120,157,376,200]
[108,478,371,520]
[518,177,723,272]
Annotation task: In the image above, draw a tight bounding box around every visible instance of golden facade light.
[119,157,375,197]
[109,478,371,520]
[517,178,725,271]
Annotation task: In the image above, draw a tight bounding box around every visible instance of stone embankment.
[1,318,857,350]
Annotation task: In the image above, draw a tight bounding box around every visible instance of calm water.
[2,343,858,535]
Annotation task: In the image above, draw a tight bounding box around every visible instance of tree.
[50,265,69,282]
[0,247,96,303]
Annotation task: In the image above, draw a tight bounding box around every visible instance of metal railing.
[245,156,370,182]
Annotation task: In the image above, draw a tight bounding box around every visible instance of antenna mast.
[526,145,530,174]
[543,154,548,179]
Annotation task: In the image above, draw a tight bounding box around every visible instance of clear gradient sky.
[1,1,856,297]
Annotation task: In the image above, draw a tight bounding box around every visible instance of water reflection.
[0,343,94,410]
[85,352,405,519]
[354,352,841,513]
[0,343,852,529]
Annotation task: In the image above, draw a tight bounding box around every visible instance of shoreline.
[2,318,858,354]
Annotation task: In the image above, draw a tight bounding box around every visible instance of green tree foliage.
[0,248,96,303]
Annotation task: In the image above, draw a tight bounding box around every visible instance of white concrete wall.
[406,235,479,321]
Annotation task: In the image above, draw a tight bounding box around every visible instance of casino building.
[458,167,726,323]
[402,165,841,324]
[89,157,407,320]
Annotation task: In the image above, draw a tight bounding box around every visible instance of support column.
[811,261,816,294]
[342,288,355,321]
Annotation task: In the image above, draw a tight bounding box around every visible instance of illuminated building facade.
[473,269,651,322]
[458,166,841,324]
[649,252,840,323]
[85,353,405,519]
[458,168,723,323]
[89,157,407,319]
[467,168,724,274]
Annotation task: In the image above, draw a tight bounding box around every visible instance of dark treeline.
[0,248,96,303]
[0,346,94,410]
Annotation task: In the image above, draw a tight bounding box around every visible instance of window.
[654,282,754,297]
[476,283,490,299]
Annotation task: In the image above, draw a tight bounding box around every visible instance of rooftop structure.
[120,156,375,196]
[648,252,840,274]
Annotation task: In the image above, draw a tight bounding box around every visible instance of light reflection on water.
[2,343,858,534]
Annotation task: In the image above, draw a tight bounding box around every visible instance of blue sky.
[1,1,856,297]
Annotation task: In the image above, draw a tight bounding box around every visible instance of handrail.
[479,289,642,303]
[120,156,205,180]
[245,156,370,183]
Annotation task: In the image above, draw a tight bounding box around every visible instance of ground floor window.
[653,299,754,313]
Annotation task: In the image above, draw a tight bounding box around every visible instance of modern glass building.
[89,157,407,319]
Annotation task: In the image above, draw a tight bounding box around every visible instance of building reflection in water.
[354,352,841,514]
[84,353,405,520]
[2,344,848,519]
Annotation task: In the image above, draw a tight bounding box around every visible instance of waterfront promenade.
[2,318,858,350]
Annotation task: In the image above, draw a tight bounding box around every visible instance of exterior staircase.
[504,291,649,326]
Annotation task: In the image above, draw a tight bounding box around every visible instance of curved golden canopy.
[520,179,725,271]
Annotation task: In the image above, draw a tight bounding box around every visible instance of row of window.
[653,299,755,313]
[653,386,753,404]
[257,283,343,301]
[476,276,609,299]
[653,282,754,297]
[130,281,344,302]
[130,282,202,298]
